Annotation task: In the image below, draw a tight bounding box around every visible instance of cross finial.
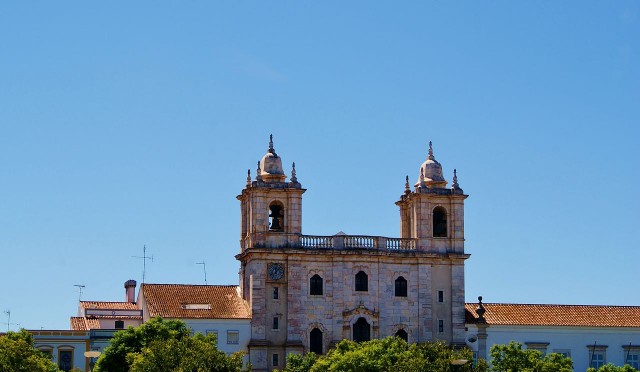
[452,168,460,190]
[256,161,263,182]
[290,162,298,183]
[428,141,435,160]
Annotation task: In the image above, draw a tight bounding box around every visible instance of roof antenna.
[196,261,208,285]
[132,245,154,284]
[3,310,18,332]
[73,284,85,303]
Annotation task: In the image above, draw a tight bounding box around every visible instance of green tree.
[94,317,246,372]
[587,363,639,372]
[490,341,572,372]
[0,329,60,372]
[278,337,481,372]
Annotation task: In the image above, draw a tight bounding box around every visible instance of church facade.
[236,136,469,371]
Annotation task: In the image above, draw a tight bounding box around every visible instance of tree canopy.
[0,329,60,372]
[94,317,246,372]
[489,341,573,372]
[278,337,482,372]
[588,364,639,372]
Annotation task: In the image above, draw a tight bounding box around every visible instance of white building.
[136,283,252,356]
[465,298,640,371]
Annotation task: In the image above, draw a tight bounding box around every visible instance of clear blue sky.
[1,1,638,330]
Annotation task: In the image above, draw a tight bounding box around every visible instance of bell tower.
[237,135,305,251]
[396,141,467,254]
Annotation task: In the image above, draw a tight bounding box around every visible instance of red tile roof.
[141,284,251,319]
[80,301,138,310]
[465,303,640,328]
[70,317,100,330]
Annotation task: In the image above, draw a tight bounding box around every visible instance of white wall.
[466,324,640,371]
[177,318,251,355]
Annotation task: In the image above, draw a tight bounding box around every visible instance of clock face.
[268,263,285,280]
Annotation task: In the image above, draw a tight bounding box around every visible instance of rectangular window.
[272,353,279,367]
[627,354,640,369]
[438,319,444,333]
[525,342,549,355]
[227,330,239,344]
[58,350,73,372]
[553,349,571,358]
[437,290,444,303]
[115,320,124,329]
[273,287,279,299]
[273,317,279,330]
[206,330,218,344]
[590,351,605,369]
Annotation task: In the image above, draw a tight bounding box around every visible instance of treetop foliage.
[0,329,60,372]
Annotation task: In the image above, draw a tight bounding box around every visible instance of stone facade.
[236,137,469,371]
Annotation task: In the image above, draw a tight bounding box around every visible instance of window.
[525,342,549,355]
[438,319,444,333]
[355,271,368,292]
[273,317,279,330]
[227,330,239,344]
[58,350,73,372]
[588,346,607,369]
[269,202,284,231]
[272,353,279,367]
[39,349,53,359]
[437,290,444,303]
[273,287,279,299]
[310,274,323,295]
[310,328,323,354]
[553,349,571,359]
[395,276,407,297]
[395,329,408,342]
[623,346,640,369]
[353,317,371,342]
[115,320,124,329]
[627,354,640,369]
[433,207,447,237]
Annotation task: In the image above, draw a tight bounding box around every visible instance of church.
[236,136,468,371]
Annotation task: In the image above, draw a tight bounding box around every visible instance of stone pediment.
[342,303,379,318]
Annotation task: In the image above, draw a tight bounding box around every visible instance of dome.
[258,135,286,182]
[415,142,447,188]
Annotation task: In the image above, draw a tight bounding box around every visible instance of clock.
[268,263,285,280]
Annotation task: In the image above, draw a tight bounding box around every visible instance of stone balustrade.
[245,233,416,251]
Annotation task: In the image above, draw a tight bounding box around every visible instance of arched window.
[269,201,284,231]
[355,271,368,292]
[395,329,408,342]
[309,328,323,354]
[310,274,323,295]
[433,206,447,237]
[395,276,407,297]
[353,317,371,342]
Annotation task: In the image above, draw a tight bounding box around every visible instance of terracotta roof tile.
[465,303,640,328]
[141,284,251,319]
[80,301,138,310]
[70,317,101,330]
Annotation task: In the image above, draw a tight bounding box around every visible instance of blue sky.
[0,1,638,330]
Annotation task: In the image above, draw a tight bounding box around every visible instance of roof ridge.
[465,302,640,308]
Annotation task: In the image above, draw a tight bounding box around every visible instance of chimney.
[124,280,137,303]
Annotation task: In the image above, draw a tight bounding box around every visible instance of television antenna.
[196,261,208,284]
[132,245,153,283]
[74,284,85,303]
[3,310,19,332]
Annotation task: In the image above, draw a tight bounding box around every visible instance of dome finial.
[428,141,435,160]
[268,134,274,153]
[247,169,252,186]
[256,161,263,182]
[419,168,426,188]
[290,162,298,183]
[404,175,410,194]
